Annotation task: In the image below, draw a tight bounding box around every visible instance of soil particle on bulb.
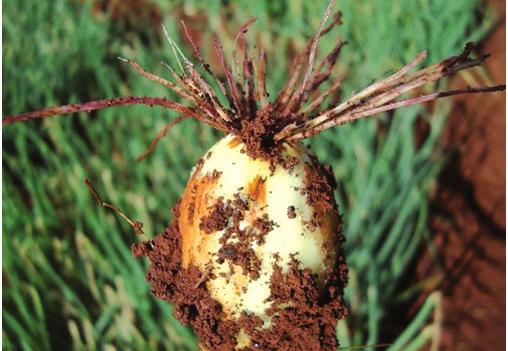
[287,205,297,219]
[199,197,235,234]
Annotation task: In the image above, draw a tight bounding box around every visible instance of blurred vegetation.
[2,0,494,350]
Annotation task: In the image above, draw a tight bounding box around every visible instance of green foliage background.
[2,0,494,350]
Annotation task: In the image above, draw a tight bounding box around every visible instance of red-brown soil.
[417,1,506,349]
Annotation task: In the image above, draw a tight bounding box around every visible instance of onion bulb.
[4,0,503,349]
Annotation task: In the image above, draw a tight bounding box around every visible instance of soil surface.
[417,1,505,349]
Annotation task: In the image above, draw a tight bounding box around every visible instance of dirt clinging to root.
[236,106,301,173]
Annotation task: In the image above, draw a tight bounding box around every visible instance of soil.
[132,154,348,350]
[132,203,348,351]
[417,1,506,349]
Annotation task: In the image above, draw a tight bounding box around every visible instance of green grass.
[3,0,494,350]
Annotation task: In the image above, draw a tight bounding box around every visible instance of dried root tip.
[84,178,145,236]
[194,264,212,289]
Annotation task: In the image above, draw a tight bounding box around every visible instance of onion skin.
[132,133,347,350]
[179,134,342,325]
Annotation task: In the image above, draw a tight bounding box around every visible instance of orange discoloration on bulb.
[227,136,242,148]
[315,210,341,290]
[247,175,267,205]
[180,169,221,269]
